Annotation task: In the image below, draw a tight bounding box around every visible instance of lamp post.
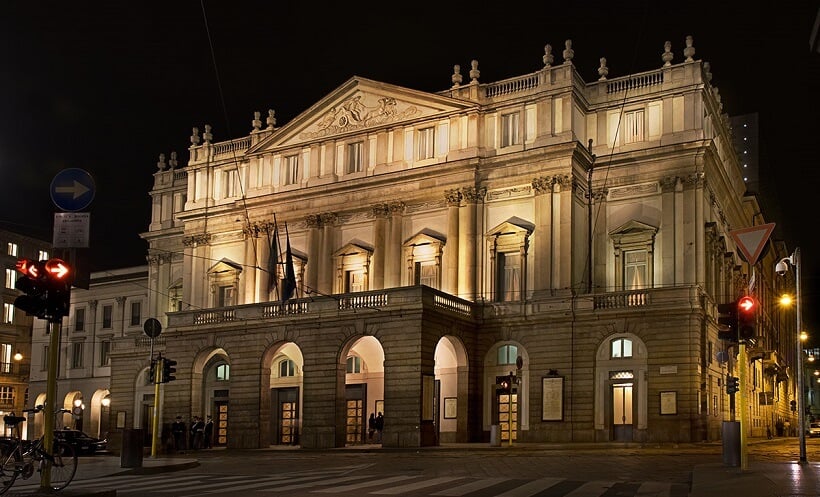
[777,247,806,463]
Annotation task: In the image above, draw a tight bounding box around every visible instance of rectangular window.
[496,252,521,302]
[5,269,16,289]
[623,250,647,290]
[217,286,235,307]
[223,169,239,198]
[130,301,141,326]
[102,305,113,329]
[623,109,645,144]
[75,308,85,332]
[38,250,49,261]
[7,243,17,257]
[0,386,14,406]
[345,270,365,293]
[100,340,111,367]
[501,112,520,147]
[0,344,11,373]
[414,261,438,289]
[346,142,363,174]
[283,155,299,185]
[2,303,13,324]
[71,342,83,369]
[417,127,435,160]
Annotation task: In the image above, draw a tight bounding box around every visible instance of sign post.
[143,319,163,458]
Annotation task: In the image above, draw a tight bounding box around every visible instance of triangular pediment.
[248,77,477,154]
[404,229,446,247]
[207,258,243,274]
[486,217,535,237]
[332,240,374,258]
[609,220,658,236]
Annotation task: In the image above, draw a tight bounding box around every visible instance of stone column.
[371,204,389,289]
[553,176,573,290]
[318,213,337,294]
[305,215,321,294]
[257,226,271,301]
[458,187,484,300]
[444,190,461,295]
[385,202,404,288]
[182,237,195,310]
[243,226,258,304]
[531,177,553,294]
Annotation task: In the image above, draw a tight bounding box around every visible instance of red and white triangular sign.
[730,223,775,266]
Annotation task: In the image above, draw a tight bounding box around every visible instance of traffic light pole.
[40,319,62,491]
[151,358,163,458]
[738,343,749,471]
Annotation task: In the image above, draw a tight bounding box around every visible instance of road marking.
[313,475,418,493]
[370,476,465,494]
[493,477,565,497]
[563,480,615,497]
[430,477,510,495]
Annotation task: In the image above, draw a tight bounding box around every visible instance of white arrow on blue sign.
[50,168,96,212]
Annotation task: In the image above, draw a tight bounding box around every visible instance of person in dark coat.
[375,412,384,443]
[204,415,214,449]
[368,413,376,442]
[171,415,187,452]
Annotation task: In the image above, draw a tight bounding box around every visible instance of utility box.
[121,428,144,468]
[490,425,501,447]
[722,421,740,467]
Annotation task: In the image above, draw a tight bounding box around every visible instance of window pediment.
[403,229,446,248]
[207,258,243,275]
[332,241,374,258]
[486,217,534,238]
[609,220,657,245]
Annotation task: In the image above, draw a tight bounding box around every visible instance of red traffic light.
[738,296,756,313]
[15,258,44,279]
[44,258,71,281]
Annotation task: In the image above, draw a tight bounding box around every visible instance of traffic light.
[726,375,739,395]
[717,300,739,342]
[13,258,73,321]
[737,296,757,342]
[149,359,158,384]
[162,357,177,383]
[496,375,511,395]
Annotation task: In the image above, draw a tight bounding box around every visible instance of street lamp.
[776,247,806,463]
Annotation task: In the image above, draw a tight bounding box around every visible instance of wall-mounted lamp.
[101,396,111,408]
[12,352,22,362]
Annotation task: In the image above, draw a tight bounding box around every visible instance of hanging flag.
[268,221,279,292]
[282,224,297,304]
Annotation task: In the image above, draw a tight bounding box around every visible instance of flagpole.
[271,213,281,302]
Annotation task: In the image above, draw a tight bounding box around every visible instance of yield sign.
[730,223,776,266]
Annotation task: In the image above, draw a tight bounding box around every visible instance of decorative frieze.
[607,182,660,201]
[486,185,532,202]
[182,233,212,247]
[300,95,420,140]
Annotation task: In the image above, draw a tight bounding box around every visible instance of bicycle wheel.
[0,440,20,495]
[46,441,77,490]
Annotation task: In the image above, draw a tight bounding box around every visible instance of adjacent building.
[103,37,799,450]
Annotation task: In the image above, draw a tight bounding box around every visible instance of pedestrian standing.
[171,416,186,453]
[368,413,376,442]
[375,411,384,443]
[204,415,214,449]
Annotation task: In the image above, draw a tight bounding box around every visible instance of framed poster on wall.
[660,391,677,415]
[541,376,563,421]
[444,397,457,419]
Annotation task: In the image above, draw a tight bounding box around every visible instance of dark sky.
[2,2,818,335]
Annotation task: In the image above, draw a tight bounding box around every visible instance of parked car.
[53,430,107,455]
[808,422,820,438]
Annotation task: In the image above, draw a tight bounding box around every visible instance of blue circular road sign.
[50,168,96,212]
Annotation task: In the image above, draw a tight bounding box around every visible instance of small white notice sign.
[53,212,90,248]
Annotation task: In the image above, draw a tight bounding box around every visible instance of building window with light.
[130,301,141,326]
[100,340,111,367]
[222,168,239,198]
[496,252,522,302]
[611,338,633,358]
[417,127,435,160]
[610,221,656,292]
[102,305,113,329]
[501,112,520,147]
[497,344,518,365]
[216,363,230,381]
[5,269,16,289]
[0,387,14,408]
[7,243,17,257]
[75,308,85,332]
[71,342,83,369]
[0,344,12,373]
[278,359,296,377]
[283,155,299,185]
[486,220,531,303]
[346,142,364,174]
[37,250,49,261]
[346,356,362,374]
[623,109,645,143]
[2,303,13,325]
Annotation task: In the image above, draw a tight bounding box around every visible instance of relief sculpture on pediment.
[300,95,420,139]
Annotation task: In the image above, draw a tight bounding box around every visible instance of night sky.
[2,3,818,336]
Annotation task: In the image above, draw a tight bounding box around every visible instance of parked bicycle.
[0,405,78,494]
